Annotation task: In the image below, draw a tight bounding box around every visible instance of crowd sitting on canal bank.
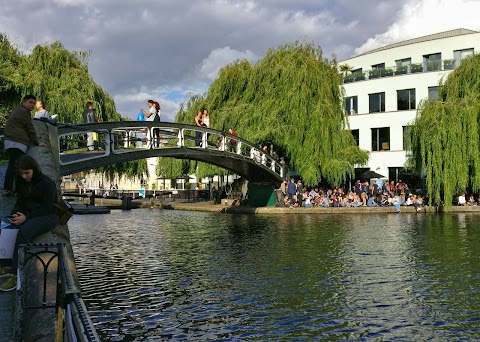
[279,178,480,211]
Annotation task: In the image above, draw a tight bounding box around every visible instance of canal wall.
[9,121,81,341]
[158,200,480,214]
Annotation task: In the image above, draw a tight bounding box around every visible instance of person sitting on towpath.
[0,156,60,291]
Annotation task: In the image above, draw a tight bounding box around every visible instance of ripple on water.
[68,210,480,341]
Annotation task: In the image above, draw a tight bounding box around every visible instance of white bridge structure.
[1,121,285,183]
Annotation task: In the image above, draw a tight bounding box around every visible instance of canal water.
[68,209,480,341]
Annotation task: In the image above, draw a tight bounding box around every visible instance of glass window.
[371,63,385,70]
[351,68,362,74]
[397,89,416,110]
[345,96,358,115]
[351,129,359,146]
[395,58,411,68]
[428,86,439,100]
[424,53,441,71]
[371,127,390,151]
[369,92,385,113]
[454,48,474,61]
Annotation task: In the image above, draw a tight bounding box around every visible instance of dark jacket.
[4,105,39,147]
[11,173,58,220]
[82,108,97,123]
[287,181,297,195]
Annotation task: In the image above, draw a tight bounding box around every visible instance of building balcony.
[342,59,459,84]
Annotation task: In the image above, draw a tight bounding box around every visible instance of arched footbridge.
[1,121,285,183]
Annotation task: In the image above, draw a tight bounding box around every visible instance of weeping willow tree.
[408,54,480,207]
[0,34,23,125]
[0,34,145,180]
[0,39,120,123]
[98,159,148,182]
[170,42,368,186]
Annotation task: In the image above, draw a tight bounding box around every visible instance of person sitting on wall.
[0,156,60,289]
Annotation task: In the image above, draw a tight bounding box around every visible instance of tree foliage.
[0,34,121,125]
[0,34,150,181]
[172,42,368,186]
[98,159,149,182]
[408,54,480,206]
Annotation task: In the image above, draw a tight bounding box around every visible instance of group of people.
[1,95,63,291]
[281,178,426,213]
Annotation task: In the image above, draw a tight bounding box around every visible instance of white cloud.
[52,0,91,6]
[197,46,259,81]
[355,0,480,55]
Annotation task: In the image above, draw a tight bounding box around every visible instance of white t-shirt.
[34,110,51,120]
[146,106,157,122]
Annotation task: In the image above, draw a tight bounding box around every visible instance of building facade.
[340,28,480,187]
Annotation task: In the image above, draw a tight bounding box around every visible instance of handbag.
[54,199,74,225]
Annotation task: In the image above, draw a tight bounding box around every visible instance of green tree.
[171,42,368,186]
[0,35,120,124]
[0,35,150,182]
[408,54,480,207]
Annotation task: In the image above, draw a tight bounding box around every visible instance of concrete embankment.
[1,121,85,341]
[137,199,480,214]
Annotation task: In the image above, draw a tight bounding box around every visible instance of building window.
[369,92,385,113]
[345,96,358,115]
[351,68,362,74]
[396,58,411,69]
[371,127,390,151]
[351,129,359,146]
[397,89,416,110]
[454,48,474,61]
[371,63,385,69]
[403,126,411,151]
[428,86,439,100]
[424,53,441,71]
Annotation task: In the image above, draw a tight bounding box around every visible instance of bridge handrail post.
[220,134,226,151]
[236,141,241,155]
[202,130,207,149]
[178,129,184,147]
[106,129,112,155]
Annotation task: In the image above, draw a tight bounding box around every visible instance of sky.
[1,0,479,121]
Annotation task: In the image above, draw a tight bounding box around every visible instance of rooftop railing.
[342,59,459,83]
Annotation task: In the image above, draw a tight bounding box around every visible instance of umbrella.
[360,170,385,179]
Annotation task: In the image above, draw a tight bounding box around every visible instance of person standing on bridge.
[228,127,237,153]
[34,100,56,124]
[3,95,45,197]
[82,102,98,151]
[194,111,203,147]
[202,109,210,128]
[141,100,160,148]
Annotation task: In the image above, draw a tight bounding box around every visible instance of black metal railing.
[15,243,99,342]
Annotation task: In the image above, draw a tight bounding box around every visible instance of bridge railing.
[1,121,285,180]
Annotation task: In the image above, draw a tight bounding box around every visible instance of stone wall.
[20,121,80,341]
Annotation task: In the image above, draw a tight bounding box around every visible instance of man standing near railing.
[228,127,237,152]
[2,95,45,196]
[82,101,98,151]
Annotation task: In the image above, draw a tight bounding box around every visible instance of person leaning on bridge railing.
[82,101,98,151]
[228,127,237,152]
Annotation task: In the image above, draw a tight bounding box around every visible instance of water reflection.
[68,210,480,341]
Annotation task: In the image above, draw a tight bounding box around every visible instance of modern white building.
[340,28,480,187]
